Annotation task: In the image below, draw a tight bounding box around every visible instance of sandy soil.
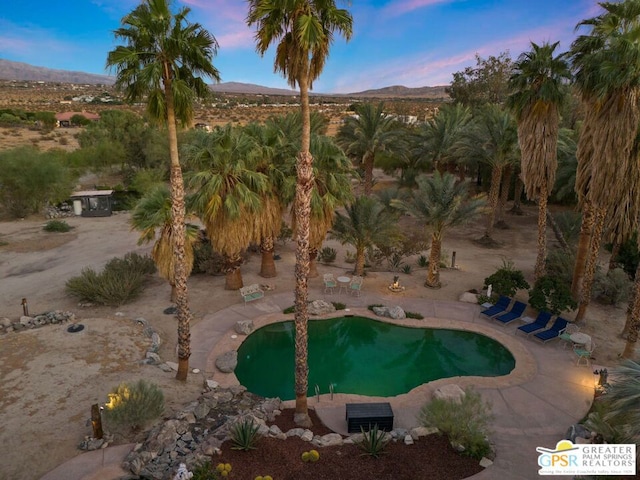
[0,203,634,480]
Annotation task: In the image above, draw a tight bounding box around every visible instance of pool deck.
[42,290,596,480]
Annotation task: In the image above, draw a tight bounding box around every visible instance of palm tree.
[413,103,472,179]
[602,360,640,442]
[247,0,353,427]
[130,185,199,301]
[292,135,354,278]
[569,0,640,321]
[106,0,220,381]
[507,41,571,281]
[330,195,399,276]
[185,126,269,290]
[392,172,487,288]
[461,105,519,244]
[336,102,399,194]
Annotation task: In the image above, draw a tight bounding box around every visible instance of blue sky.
[0,0,600,93]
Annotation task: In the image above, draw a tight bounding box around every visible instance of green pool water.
[235,316,515,400]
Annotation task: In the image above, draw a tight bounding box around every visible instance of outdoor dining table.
[337,276,350,294]
[570,332,592,350]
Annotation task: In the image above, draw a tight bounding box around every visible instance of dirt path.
[0,207,632,480]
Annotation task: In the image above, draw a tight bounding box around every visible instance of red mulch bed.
[215,408,484,480]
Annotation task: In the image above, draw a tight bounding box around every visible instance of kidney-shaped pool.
[234,316,515,400]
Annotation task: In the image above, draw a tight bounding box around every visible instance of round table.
[337,276,350,294]
[570,332,592,350]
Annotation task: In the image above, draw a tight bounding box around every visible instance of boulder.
[433,384,466,404]
[459,292,478,304]
[308,300,336,316]
[235,320,254,335]
[372,306,406,319]
[215,351,238,373]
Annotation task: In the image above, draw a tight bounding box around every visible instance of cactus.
[302,449,320,463]
[255,477,273,480]
[301,451,310,462]
[216,463,232,477]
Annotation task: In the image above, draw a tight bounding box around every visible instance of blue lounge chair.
[480,296,511,318]
[517,311,552,335]
[494,301,527,325]
[534,317,569,343]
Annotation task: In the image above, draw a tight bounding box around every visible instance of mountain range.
[0,58,448,99]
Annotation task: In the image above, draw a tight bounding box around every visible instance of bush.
[318,246,337,263]
[331,302,346,310]
[418,388,493,460]
[593,268,632,306]
[553,211,582,245]
[344,251,356,264]
[483,260,529,298]
[417,254,428,268]
[528,275,577,315]
[230,417,261,451]
[545,247,575,285]
[609,232,640,279]
[65,252,155,306]
[190,461,217,480]
[283,305,295,314]
[43,220,72,232]
[358,424,389,458]
[102,380,164,431]
[406,311,424,319]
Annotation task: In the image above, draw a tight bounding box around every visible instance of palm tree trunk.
[495,164,512,227]
[224,254,244,290]
[426,233,442,288]
[170,283,177,303]
[165,89,192,382]
[259,235,277,278]
[622,260,640,358]
[363,151,374,195]
[534,182,548,282]
[293,74,313,428]
[482,165,502,240]
[509,177,524,215]
[571,201,594,300]
[355,245,366,276]
[575,206,606,322]
[308,247,319,278]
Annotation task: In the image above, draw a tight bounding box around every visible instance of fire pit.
[388,275,405,293]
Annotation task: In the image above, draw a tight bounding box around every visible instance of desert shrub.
[367,304,384,311]
[545,247,575,285]
[358,424,389,458]
[402,264,412,274]
[190,461,217,480]
[608,232,640,279]
[344,250,356,263]
[483,260,529,298]
[528,275,577,315]
[43,220,72,232]
[417,254,428,268]
[318,246,337,263]
[230,417,261,451]
[192,238,226,275]
[405,311,424,319]
[278,221,293,245]
[593,268,632,306]
[419,388,493,460]
[283,305,295,314]
[102,380,164,431]
[58,136,69,146]
[331,302,346,310]
[365,247,385,269]
[65,252,155,306]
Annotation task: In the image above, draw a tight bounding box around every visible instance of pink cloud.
[382,0,454,17]
[182,0,255,49]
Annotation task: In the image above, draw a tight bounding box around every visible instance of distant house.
[70,190,113,217]
[55,111,100,127]
[194,122,211,132]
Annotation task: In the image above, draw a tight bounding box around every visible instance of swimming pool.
[234,316,515,400]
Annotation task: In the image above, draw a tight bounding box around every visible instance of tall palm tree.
[330,195,399,276]
[461,105,519,244]
[247,0,353,427]
[392,172,487,288]
[569,0,640,321]
[130,185,199,301]
[292,135,354,278]
[507,41,571,281]
[336,102,399,194]
[106,0,220,381]
[185,126,269,290]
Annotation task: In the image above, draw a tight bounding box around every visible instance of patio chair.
[480,296,511,318]
[574,340,596,366]
[349,275,363,296]
[516,311,552,335]
[323,273,337,294]
[494,301,527,325]
[533,317,569,343]
[558,323,580,349]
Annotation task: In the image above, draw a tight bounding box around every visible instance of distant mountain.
[0,59,113,84]
[209,81,298,96]
[348,84,448,99]
[0,59,449,99]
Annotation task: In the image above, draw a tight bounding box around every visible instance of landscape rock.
[215,351,238,373]
[433,384,466,404]
[404,434,414,445]
[307,300,336,316]
[372,306,406,319]
[234,320,254,335]
[479,457,493,467]
[459,292,478,303]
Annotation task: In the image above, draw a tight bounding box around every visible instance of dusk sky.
[1,0,600,93]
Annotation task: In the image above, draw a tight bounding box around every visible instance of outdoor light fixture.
[593,368,609,395]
